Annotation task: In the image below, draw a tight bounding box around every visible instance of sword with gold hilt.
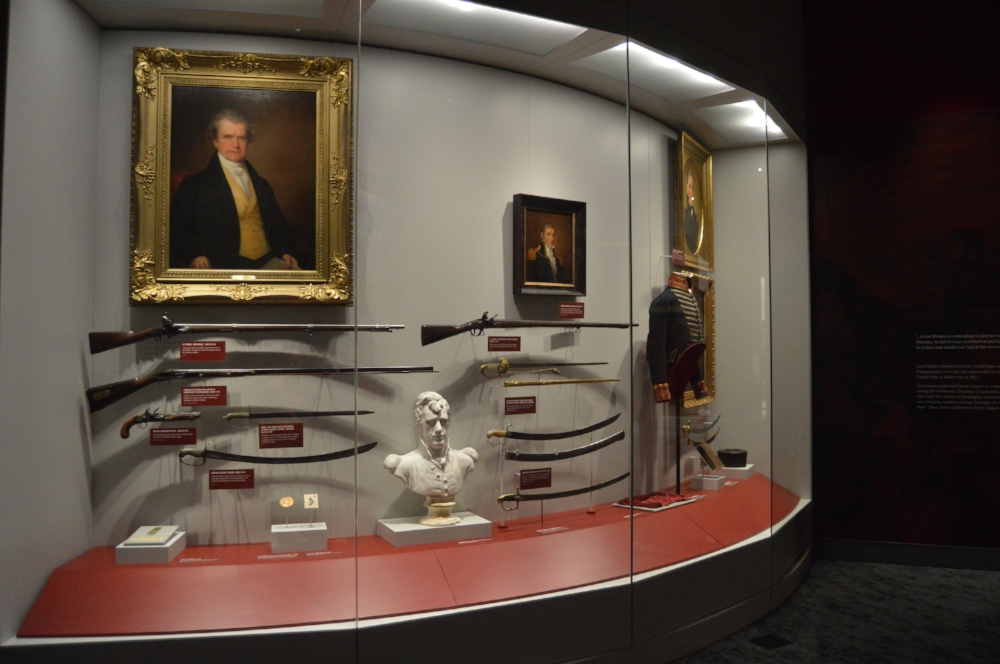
[683,414,723,471]
[479,358,608,379]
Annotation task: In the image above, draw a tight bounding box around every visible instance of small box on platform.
[378,512,491,547]
[719,464,754,480]
[116,531,186,564]
[690,474,726,491]
[271,522,328,553]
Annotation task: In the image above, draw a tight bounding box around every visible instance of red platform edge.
[19,475,801,637]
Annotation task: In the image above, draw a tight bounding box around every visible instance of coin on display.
[279,496,294,508]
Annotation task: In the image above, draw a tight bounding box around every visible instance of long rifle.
[89,315,403,354]
[86,366,433,414]
[421,312,635,346]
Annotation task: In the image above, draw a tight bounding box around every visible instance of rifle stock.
[89,324,167,354]
[421,322,476,346]
[87,374,163,413]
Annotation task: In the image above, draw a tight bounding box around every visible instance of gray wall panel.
[0,0,100,644]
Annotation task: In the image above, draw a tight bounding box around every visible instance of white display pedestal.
[377,512,491,547]
[115,531,186,564]
[690,475,725,491]
[271,522,328,553]
[719,464,755,480]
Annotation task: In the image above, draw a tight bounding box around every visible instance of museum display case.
[0,1,810,662]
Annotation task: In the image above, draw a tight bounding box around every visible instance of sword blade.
[224,410,374,420]
[499,471,630,503]
[688,413,721,434]
[505,430,625,461]
[180,441,377,465]
[506,361,609,369]
[489,413,620,441]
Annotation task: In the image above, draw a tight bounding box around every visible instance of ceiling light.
[363,0,586,57]
[573,40,734,103]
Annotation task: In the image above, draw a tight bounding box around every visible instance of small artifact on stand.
[383,392,479,527]
[716,447,754,479]
[271,495,328,554]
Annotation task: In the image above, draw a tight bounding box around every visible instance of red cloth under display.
[18,474,801,637]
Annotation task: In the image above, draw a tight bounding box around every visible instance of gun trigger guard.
[471,328,484,337]
[138,421,148,430]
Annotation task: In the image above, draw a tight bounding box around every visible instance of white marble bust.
[384,392,478,525]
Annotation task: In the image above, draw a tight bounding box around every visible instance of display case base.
[690,475,725,491]
[719,464,755,480]
[377,511,491,547]
[115,532,186,565]
[271,523,328,553]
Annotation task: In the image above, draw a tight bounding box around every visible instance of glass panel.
[627,36,775,577]
[356,0,632,650]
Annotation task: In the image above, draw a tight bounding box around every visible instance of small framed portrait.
[130,48,353,304]
[683,272,715,408]
[676,132,714,273]
[513,194,586,297]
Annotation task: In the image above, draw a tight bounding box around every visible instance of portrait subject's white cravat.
[544,245,557,278]
[218,153,251,197]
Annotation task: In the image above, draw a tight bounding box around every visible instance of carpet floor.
[672,559,1000,663]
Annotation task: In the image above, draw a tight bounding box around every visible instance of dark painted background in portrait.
[170,86,317,270]
[806,0,1000,549]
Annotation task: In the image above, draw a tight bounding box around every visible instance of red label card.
[209,469,254,490]
[150,428,196,446]
[180,341,226,362]
[488,336,521,352]
[671,248,685,265]
[181,386,227,407]
[259,423,304,449]
[505,396,537,415]
[559,302,584,319]
[520,468,552,490]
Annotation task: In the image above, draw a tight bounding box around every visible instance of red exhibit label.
[209,469,254,490]
[180,341,226,362]
[505,396,537,415]
[519,467,552,490]
[149,428,196,446]
[488,336,521,352]
[259,423,304,449]
[181,386,227,407]
[559,302,584,319]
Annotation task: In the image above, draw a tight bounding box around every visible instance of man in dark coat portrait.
[683,167,701,254]
[527,222,569,284]
[170,109,299,270]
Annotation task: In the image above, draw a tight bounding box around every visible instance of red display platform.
[19,475,801,637]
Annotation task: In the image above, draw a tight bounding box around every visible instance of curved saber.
[688,414,721,434]
[498,471,630,510]
[179,441,377,465]
[488,413,621,441]
[505,430,625,462]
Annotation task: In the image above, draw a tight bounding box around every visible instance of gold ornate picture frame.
[130,47,353,304]
[676,132,713,273]
[683,272,715,408]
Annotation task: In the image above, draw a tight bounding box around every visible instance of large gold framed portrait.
[130,48,353,304]
[676,132,713,273]
[683,272,715,408]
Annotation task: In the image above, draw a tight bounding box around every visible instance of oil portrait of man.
[168,87,318,271]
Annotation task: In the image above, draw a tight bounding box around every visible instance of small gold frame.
[676,132,713,273]
[683,271,715,408]
[130,47,353,304]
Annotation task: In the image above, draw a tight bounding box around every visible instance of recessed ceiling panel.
[692,101,786,145]
[362,0,587,57]
[571,41,734,104]
[92,0,325,17]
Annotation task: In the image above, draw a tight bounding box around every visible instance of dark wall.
[806,0,1000,549]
